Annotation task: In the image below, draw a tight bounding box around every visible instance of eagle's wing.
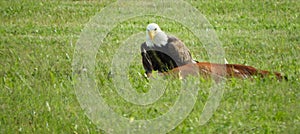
[165,36,193,66]
[141,42,153,76]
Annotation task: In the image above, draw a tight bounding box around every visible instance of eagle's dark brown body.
[141,36,194,77]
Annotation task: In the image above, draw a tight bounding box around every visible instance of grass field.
[1,0,299,133]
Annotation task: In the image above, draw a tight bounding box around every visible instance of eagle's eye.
[154,28,157,31]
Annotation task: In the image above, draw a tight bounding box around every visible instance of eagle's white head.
[146,23,168,47]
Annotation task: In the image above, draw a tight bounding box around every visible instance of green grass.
[1,0,299,133]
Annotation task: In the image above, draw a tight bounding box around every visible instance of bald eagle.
[141,23,195,77]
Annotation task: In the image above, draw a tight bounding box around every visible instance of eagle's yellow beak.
[148,30,155,40]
